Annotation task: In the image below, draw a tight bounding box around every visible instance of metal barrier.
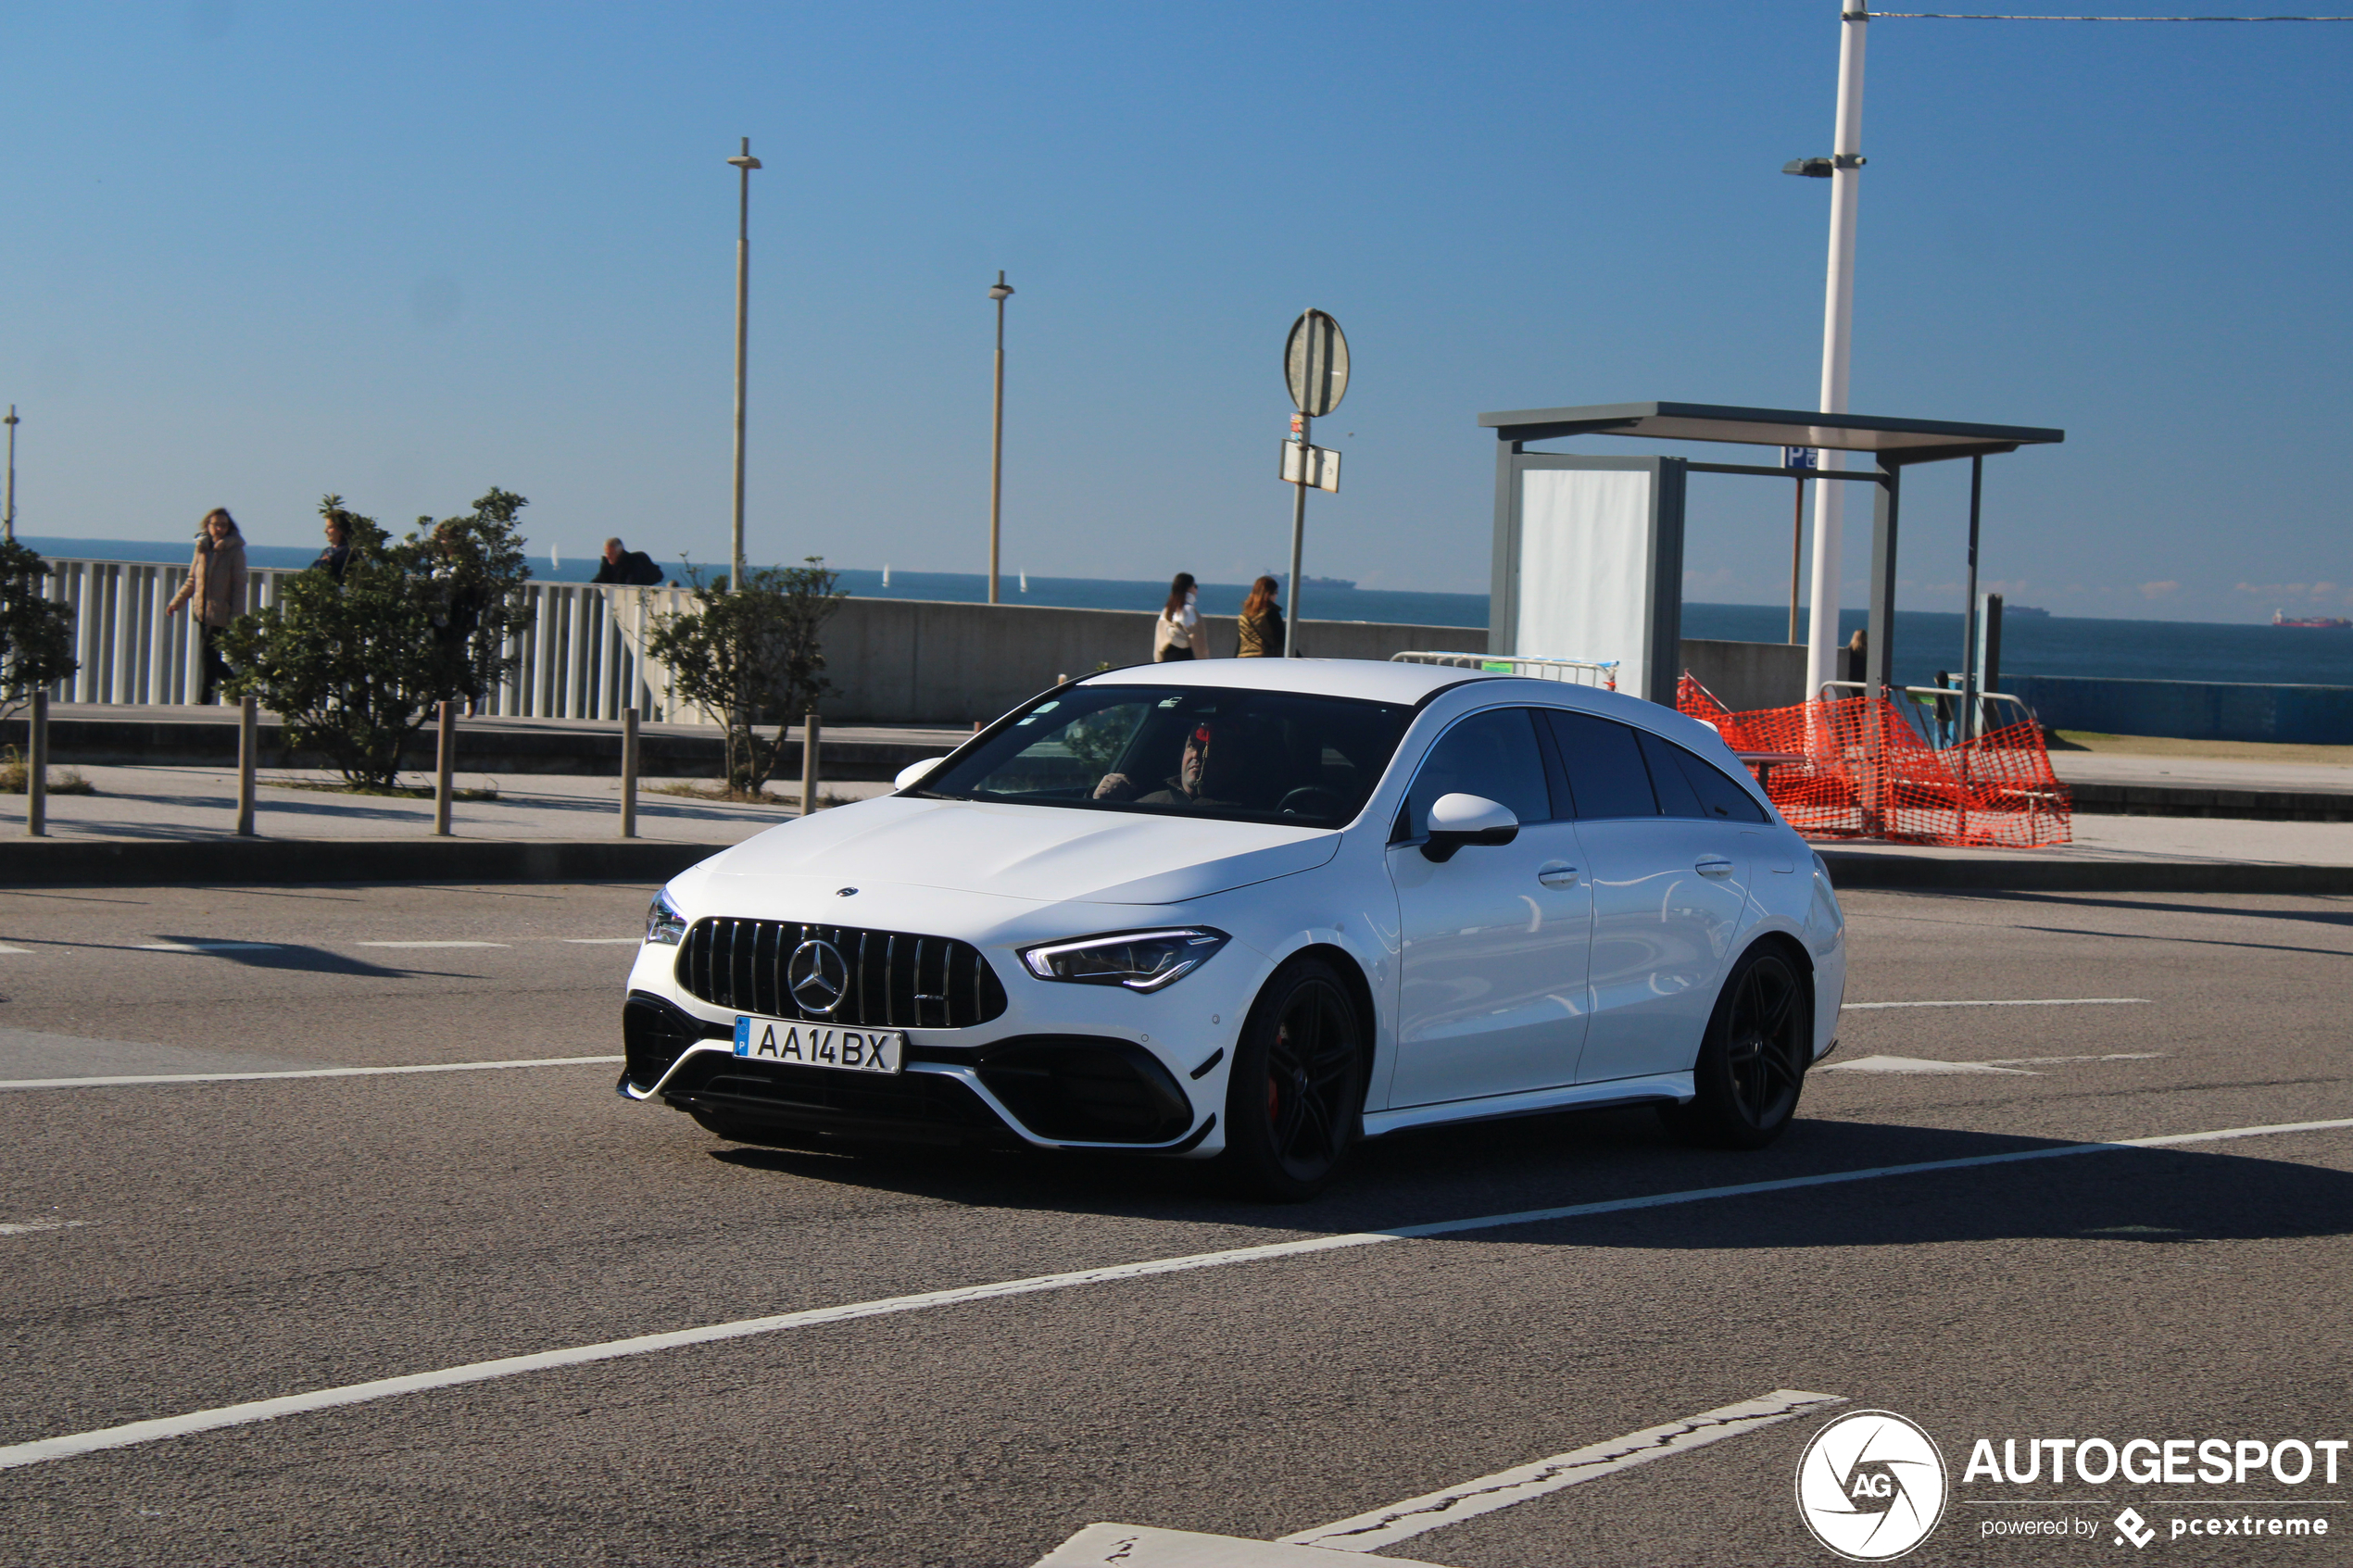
[1391,650,1619,689]
[31,557,714,724]
[1817,680,2035,747]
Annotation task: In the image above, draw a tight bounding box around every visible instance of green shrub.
[645,558,843,795]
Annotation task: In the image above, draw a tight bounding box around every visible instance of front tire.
[1219,958,1366,1201]
[1659,946,1811,1150]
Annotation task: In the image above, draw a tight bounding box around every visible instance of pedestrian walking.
[1153,572,1200,661]
[591,536,664,586]
[311,511,353,583]
[1235,574,1285,659]
[165,508,247,704]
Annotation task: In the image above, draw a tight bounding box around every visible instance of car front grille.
[675,917,1008,1030]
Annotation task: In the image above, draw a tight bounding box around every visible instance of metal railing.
[1816,680,2035,746]
[1391,650,1619,689]
[31,557,715,724]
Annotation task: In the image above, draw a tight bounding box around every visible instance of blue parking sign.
[1782,445,1819,471]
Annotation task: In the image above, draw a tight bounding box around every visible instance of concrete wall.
[1679,638,1808,713]
[2010,674,2353,746]
[822,596,1486,725]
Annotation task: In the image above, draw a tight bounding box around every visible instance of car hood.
[699,796,1343,906]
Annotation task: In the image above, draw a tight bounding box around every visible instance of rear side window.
[1403,708,1554,839]
[1636,731,1707,818]
[1663,738,1770,823]
[1544,710,1656,820]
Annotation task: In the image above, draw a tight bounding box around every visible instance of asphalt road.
[2,880,2348,1566]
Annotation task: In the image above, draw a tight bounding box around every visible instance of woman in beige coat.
[166,508,248,703]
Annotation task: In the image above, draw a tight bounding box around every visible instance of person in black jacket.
[310,512,353,583]
[592,537,664,586]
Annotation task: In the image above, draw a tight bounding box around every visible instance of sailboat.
[882,564,891,588]
[1019,571,1028,593]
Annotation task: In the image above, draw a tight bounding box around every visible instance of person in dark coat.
[311,513,353,583]
[1236,574,1286,658]
[592,537,664,586]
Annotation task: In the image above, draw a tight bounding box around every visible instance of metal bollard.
[433,699,455,836]
[235,694,258,837]
[25,689,46,838]
[620,706,639,839]
[799,710,821,818]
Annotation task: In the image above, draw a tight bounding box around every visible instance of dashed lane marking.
[1279,1389,1845,1552]
[355,941,510,949]
[0,1113,2346,1475]
[1983,1052,2166,1066]
[1844,997,2148,1010]
[1822,1056,2037,1075]
[0,945,34,955]
[0,1056,624,1091]
[0,1220,87,1237]
[560,938,642,945]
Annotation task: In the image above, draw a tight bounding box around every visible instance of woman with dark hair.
[166,508,247,703]
[1152,571,1199,661]
[1235,574,1285,658]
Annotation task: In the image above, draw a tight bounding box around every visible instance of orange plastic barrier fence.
[1677,674,2070,848]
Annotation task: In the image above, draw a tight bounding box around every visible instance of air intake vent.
[676,918,1008,1030]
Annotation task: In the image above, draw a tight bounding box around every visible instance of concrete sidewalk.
[4,760,2352,892]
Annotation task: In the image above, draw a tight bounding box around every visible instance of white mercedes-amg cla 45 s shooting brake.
[618,658,1845,1199]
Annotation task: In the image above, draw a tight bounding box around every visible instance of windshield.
[916,684,1414,828]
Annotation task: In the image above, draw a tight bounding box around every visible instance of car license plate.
[733,1015,904,1075]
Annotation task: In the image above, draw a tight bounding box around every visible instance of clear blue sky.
[3,1,2347,621]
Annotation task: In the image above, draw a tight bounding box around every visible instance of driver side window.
[1400,708,1553,840]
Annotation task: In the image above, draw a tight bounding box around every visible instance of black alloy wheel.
[1660,946,1811,1150]
[1222,958,1366,1200]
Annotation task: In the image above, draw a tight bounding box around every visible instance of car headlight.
[1019,928,1228,993]
[646,890,688,947]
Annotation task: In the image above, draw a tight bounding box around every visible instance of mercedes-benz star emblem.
[786,938,849,1015]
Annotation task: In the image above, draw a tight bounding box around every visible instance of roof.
[1477,400,2063,461]
[1078,657,1475,705]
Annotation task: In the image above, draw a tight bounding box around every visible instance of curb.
[1818,850,2353,895]
[2066,781,2353,823]
[0,837,728,887]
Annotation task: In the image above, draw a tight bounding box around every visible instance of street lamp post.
[1786,3,1869,699]
[2,406,17,544]
[988,270,1013,605]
[726,137,761,592]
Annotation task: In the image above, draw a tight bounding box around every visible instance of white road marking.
[136,942,282,952]
[0,1056,623,1091]
[0,1220,86,1237]
[1279,1389,1845,1552]
[1843,997,2147,1010]
[1983,1053,2166,1066]
[3,1112,2346,1474]
[356,941,509,949]
[0,944,35,955]
[1823,1056,2038,1075]
[560,938,641,945]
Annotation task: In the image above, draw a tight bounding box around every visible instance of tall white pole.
[1804,4,1868,699]
[3,406,17,544]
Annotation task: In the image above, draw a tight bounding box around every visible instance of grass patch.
[265,778,500,801]
[0,747,94,796]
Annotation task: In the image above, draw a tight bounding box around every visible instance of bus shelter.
[1478,401,2064,709]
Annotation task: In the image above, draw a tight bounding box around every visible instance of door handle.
[1695,857,1734,879]
[1536,860,1579,888]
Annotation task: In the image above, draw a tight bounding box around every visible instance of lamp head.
[727,135,761,171]
[988,269,1014,301]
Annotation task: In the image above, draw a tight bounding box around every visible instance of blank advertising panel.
[1512,464,1680,702]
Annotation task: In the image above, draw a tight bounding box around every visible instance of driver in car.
[1092,720,1248,809]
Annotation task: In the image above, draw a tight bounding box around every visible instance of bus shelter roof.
[1478,401,2063,464]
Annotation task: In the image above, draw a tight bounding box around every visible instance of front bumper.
[619,991,1219,1153]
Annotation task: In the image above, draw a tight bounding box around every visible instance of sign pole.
[1960,454,1983,743]
[1285,412,1311,657]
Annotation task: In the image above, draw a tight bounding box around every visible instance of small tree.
[646,557,844,796]
[221,492,533,789]
[0,539,78,723]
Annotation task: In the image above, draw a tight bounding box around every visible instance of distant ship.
[2006,604,2050,618]
[2273,609,2353,629]
[1299,574,1357,591]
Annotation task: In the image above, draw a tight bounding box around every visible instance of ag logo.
[1794,1410,1948,1561]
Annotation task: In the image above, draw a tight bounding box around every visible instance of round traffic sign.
[1284,309,1349,417]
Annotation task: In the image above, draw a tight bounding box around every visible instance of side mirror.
[894,757,949,792]
[1421,792,1519,862]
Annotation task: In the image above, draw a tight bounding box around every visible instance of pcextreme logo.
[1795,1410,1951,1562]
